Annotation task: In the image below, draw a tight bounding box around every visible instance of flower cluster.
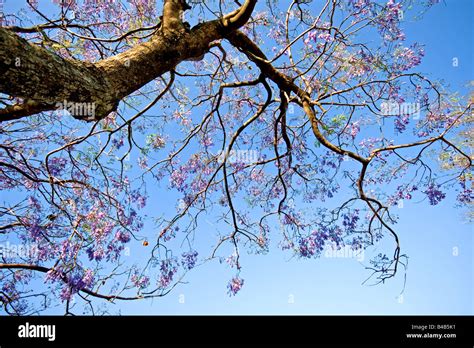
[457,180,473,204]
[392,44,425,72]
[49,268,95,302]
[224,253,239,269]
[114,230,131,244]
[388,185,418,206]
[60,240,81,261]
[47,157,68,176]
[227,276,244,296]
[349,121,361,138]
[146,134,166,150]
[424,184,446,205]
[82,204,134,262]
[181,250,198,270]
[304,22,332,53]
[131,271,150,289]
[376,0,405,42]
[349,0,372,15]
[130,190,147,209]
[170,169,188,191]
[158,258,178,288]
[342,210,360,232]
[112,137,124,149]
[27,220,43,239]
[297,230,329,258]
[394,114,411,133]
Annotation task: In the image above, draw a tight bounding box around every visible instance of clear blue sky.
[3,0,473,315]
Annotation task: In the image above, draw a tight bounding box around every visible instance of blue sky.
[3,0,473,315]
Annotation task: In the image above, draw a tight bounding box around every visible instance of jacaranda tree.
[0,0,471,315]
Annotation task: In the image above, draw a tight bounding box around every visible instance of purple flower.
[59,286,73,302]
[27,221,43,239]
[68,270,93,291]
[45,268,63,283]
[304,30,318,45]
[87,245,105,261]
[457,187,473,204]
[342,210,360,232]
[394,114,410,133]
[138,157,148,169]
[350,0,372,14]
[47,157,68,176]
[131,271,150,289]
[170,169,187,190]
[225,253,239,268]
[317,32,333,43]
[298,230,326,258]
[424,184,446,205]
[349,121,360,138]
[201,136,213,148]
[60,240,81,260]
[227,276,244,296]
[28,196,41,210]
[115,230,131,243]
[158,258,178,288]
[393,44,425,72]
[81,269,94,288]
[181,250,198,270]
[112,137,124,149]
[374,0,405,41]
[147,134,166,149]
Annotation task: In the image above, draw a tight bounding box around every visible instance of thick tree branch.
[0,100,53,122]
[222,0,258,31]
[162,0,191,34]
[0,0,257,122]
